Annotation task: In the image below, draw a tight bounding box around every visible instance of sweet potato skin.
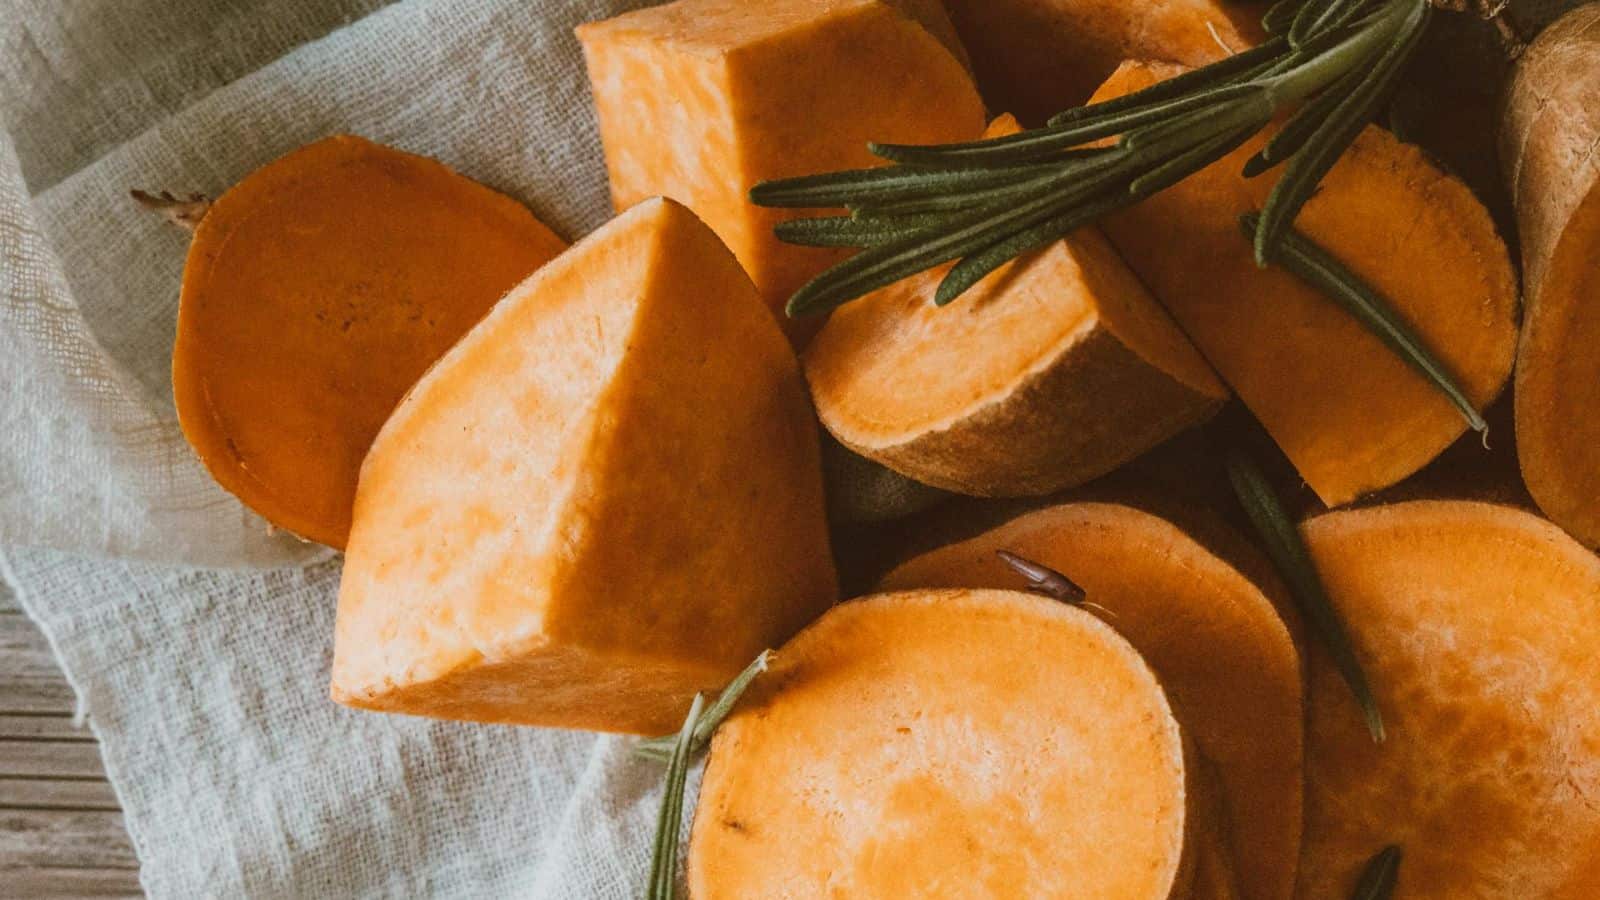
[940,0,1264,123]
[689,588,1196,899]
[1298,501,1600,898]
[880,502,1302,900]
[1500,4,1600,548]
[1092,62,1518,507]
[578,0,984,342]
[332,199,835,735]
[172,135,566,548]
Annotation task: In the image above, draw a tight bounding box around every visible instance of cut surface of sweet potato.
[1501,4,1600,548]
[689,588,1195,899]
[1092,61,1519,507]
[1298,500,1600,897]
[577,0,984,342]
[940,0,1264,124]
[172,134,567,548]
[804,115,1225,496]
[331,198,836,735]
[881,502,1302,900]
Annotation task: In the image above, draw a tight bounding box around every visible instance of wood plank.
[0,582,17,612]
[0,778,120,811]
[0,810,137,868]
[0,716,93,742]
[0,866,141,898]
[0,742,106,780]
[0,614,77,715]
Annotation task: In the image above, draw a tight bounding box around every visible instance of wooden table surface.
[1,586,141,897]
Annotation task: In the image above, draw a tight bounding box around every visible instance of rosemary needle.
[1226,450,1386,743]
[996,551,1087,604]
[1239,214,1487,435]
[646,693,702,900]
[1352,845,1403,900]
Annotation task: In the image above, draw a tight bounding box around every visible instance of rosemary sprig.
[1352,845,1403,899]
[1225,450,1385,743]
[635,650,773,762]
[646,693,702,900]
[639,651,774,898]
[1240,214,1486,435]
[752,0,1434,318]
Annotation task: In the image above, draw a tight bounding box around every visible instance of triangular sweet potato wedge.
[332,198,837,734]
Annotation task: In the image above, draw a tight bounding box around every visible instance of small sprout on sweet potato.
[130,189,211,232]
[635,651,774,763]
[996,550,1086,604]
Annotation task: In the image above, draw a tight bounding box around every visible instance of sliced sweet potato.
[577,0,984,342]
[171,134,566,548]
[940,0,1265,124]
[880,502,1302,900]
[1298,500,1600,897]
[331,198,836,735]
[803,117,1225,496]
[1501,4,1600,548]
[1092,61,1519,507]
[688,588,1198,899]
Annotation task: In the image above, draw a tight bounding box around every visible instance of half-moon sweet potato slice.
[688,588,1197,899]
[880,501,1302,900]
[1091,61,1519,507]
[1500,4,1600,548]
[803,118,1226,497]
[1297,500,1600,897]
[172,134,567,548]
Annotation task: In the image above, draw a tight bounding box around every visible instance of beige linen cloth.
[0,0,678,894]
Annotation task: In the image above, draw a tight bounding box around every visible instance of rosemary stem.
[1264,0,1412,107]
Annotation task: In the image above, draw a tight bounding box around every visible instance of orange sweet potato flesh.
[689,588,1197,899]
[1500,5,1600,549]
[577,0,984,343]
[802,116,1226,497]
[880,502,1303,900]
[1298,500,1600,897]
[1092,62,1519,507]
[172,134,566,548]
[331,198,836,735]
[941,0,1265,124]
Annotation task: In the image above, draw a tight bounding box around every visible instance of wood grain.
[2,866,141,898]
[0,613,78,715]
[0,778,121,811]
[0,810,137,868]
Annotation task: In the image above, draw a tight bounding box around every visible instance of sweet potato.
[331,198,836,735]
[1500,3,1600,548]
[577,0,984,343]
[803,118,1226,497]
[880,502,1302,900]
[1092,61,1520,507]
[688,588,1199,899]
[939,0,1265,124]
[170,134,566,548]
[1297,500,1600,897]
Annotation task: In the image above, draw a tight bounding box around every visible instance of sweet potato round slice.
[688,588,1197,899]
[1298,501,1600,897]
[172,134,567,548]
[880,502,1302,900]
[1092,61,1519,507]
[1501,4,1600,548]
[940,0,1265,123]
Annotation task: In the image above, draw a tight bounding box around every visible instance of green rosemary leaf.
[645,693,703,900]
[1126,110,1270,196]
[1047,37,1289,127]
[1262,0,1302,35]
[1240,214,1487,434]
[1225,450,1385,744]
[1243,62,1367,177]
[635,651,774,762]
[1255,0,1431,263]
[996,551,1086,603]
[773,214,942,248]
[1352,845,1403,900]
[751,160,1063,209]
[933,190,1124,304]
